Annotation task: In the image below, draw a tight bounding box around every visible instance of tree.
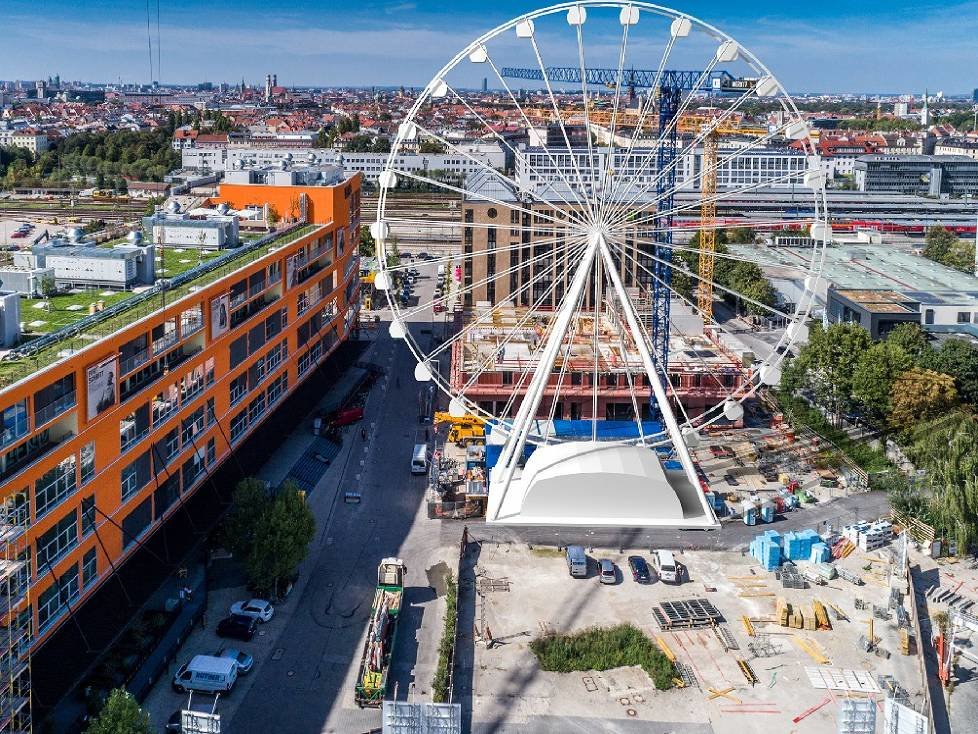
[224,478,271,559]
[359,226,376,258]
[888,368,958,432]
[886,322,931,363]
[246,482,316,596]
[38,274,58,299]
[314,128,330,148]
[921,338,978,405]
[267,205,280,226]
[851,341,912,421]
[922,225,974,272]
[85,688,152,734]
[789,322,872,426]
[418,139,446,154]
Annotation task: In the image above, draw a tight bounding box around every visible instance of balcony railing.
[0,431,75,485]
[32,391,76,428]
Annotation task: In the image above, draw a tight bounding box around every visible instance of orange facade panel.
[0,177,361,650]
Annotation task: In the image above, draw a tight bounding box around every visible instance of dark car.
[627,555,652,583]
[165,710,183,733]
[216,614,257,641]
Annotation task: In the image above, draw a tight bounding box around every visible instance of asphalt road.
[222,270,461,734]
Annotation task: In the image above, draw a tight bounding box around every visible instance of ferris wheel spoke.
[407,119,587,224]
[573,13,598,207]
[603,78,758,226]
[393,232,585,320]
[596,10,634,223]
[457,248,585,402]
[385,166,568,229]
[528,32,596,223]
[542,274,590,441]
[614,168,815,232]
[496,251,594,422]
[605,114,815,230]
[443,85,591,218]
[608,235,796,323]
[482,49,592,214]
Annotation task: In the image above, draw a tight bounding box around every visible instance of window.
[180,305,203,336]
[152,318,178,355]
[36,510,78,568]
[925,309,935,325]
[80,442,95,485]
[182,450,205,489]
[230,410,248,443]
[121,498,152,549]
[230,373,248,406]
[958,312,971,324]
[229,335,248,369]
[268,373,288,404]
[206,437,216,466]
[81,495,95,536]
[119,403,150,452]
[120,451,150,502]
[154,475,180,518]
[33,374,76,427]
[82,547,97,589]
[248,394,266,424]
[152,384,179,425]
[181,407,205,446]
[37,563,79,632]
[181,365,205,403]
[153,427,180,473]
[34,456,77,519]
[206,397,216,426]
[205,357,215,386]
[1,400,29,449]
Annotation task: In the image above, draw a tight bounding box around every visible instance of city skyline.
[3,0,978,94]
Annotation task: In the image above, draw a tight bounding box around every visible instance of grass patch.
[431,575,458,703]
[530,547,565,558]
[530,624,674,690]
[778,394,892,474]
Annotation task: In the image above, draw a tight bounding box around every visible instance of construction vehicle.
[354,558,406,708]
[434,411,487,446]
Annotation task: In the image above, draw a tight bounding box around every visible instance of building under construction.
[450,302,748,423]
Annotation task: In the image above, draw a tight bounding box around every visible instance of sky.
[2,0,976,95]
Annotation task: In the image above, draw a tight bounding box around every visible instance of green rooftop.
[0,223,321,389]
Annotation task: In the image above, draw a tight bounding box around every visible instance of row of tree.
[670,228,775,316]
[0,127,180,189]
[922,225,976,274]
[780,321,978,552]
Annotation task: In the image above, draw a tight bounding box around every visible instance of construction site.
[460,524,931,734]
[448,302,747,423]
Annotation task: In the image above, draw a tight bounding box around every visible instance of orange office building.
[0,168,361,731]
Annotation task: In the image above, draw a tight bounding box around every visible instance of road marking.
[359,459,365,466]
[354,473,360,481]
[272,648,284,661]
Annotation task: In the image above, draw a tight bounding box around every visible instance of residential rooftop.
[0,223,321,389]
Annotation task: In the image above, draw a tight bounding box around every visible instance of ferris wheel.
[371,2,828,525]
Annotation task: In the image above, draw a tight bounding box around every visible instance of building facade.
[854,155,978,197]
[0,174,361,733]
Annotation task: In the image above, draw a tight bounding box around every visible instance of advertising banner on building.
[210,293,230,339]
[86,355,118,421]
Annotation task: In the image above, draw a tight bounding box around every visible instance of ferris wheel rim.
[374,0,829,445]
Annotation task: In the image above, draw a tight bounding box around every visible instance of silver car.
[220,647,254,674]
[598,559,617,585]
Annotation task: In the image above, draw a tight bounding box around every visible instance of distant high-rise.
[272,74,277,88]
[265,73,272,102]
[973,88,978,103]
[482,77,488,92]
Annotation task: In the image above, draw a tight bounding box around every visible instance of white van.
[653,550,679,584]
[411,443,429,475]
[172,655,238,694]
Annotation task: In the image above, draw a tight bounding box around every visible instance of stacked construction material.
[782,529,822,561]
[842,520,894,551]
[777,597,791,626]
[810,542,831,563]
[760,500,776,523]
[812,600,832,630]
[749,530,782,570]
[812,562,837,581]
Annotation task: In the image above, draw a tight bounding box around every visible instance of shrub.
[431,575,458,702]
[529,624,674,690]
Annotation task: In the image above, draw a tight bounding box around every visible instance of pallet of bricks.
[843,520,893,552]
[775,597,832,631]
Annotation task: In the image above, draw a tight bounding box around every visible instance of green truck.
[354,557,406,707]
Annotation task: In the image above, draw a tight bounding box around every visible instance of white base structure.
[488,441,719,528]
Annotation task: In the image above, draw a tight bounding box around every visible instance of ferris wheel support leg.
[596,235,700,491]
[488,233,601,522]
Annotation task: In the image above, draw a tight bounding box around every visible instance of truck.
[354,558,406,708]
[433,411,487,446]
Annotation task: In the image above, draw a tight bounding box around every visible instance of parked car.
[627,555,652,583]
[165,710,183,732]
[652,550,679,584]
[724,474,740,486]
[598,559,617,585]
[416,251,430,260]
[230,599,274,622]
[219,647,254,674]
[216,614,258,641]
[172,655,238,694]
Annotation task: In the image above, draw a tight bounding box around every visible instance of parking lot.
[464,542,926,734]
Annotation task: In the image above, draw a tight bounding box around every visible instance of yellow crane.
[696,127,719,323]
[433,412,488,446]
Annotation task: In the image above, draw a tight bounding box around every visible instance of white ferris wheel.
[371,1,827,527]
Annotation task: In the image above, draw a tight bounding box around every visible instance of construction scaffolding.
[0,493,30,734]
